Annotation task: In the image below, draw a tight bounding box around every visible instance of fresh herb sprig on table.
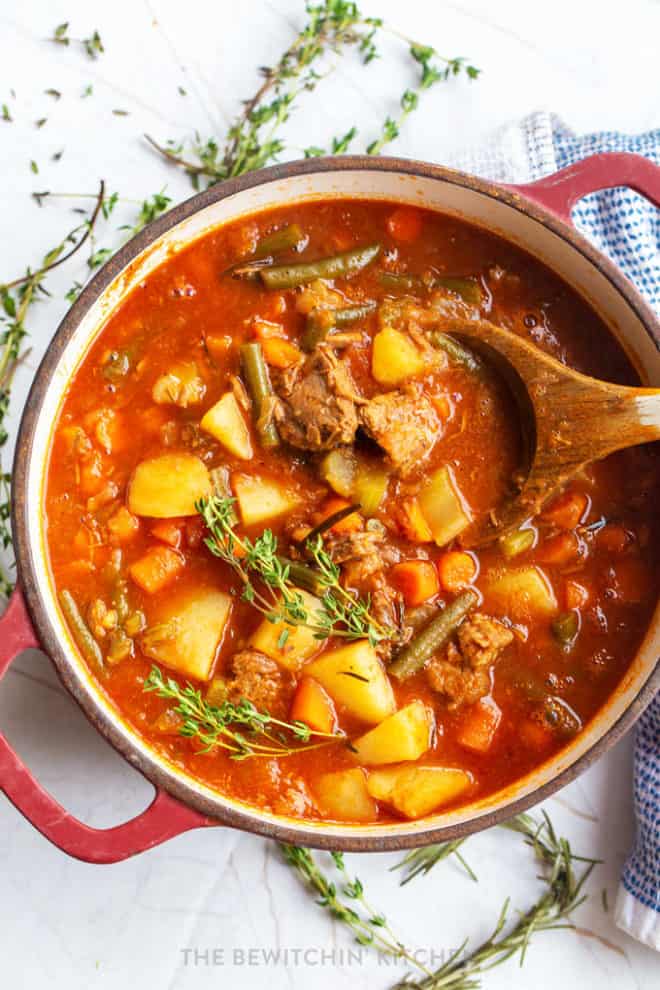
[144,664,340,760]
[145,0,479,187]
[197,493,391,646]
[283,811,597,989]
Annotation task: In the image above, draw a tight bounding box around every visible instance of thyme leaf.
[143,664,339,760]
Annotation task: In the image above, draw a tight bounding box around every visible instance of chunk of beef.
[426,613,512,709]
[325,528,402,657]
[360,385,439,476]
[226,649,293,717]
[273,345,361,451]
[457,613,514,669]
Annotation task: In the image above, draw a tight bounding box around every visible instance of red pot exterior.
[2,151,659,862]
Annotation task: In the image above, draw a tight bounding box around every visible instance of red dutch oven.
[1,152,659,863]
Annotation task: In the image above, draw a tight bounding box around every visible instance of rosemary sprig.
[197,494,391,646]
[144,664,339,760]
[393,838,477,885]
[284,812,597,990]
[280,846,432,974]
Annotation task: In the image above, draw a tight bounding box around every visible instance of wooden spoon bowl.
[447,317,660,546]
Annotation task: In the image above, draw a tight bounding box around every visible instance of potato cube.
[351,701,433,765]
[314,768,378,822]
[200,392,253,460]
[418,465,472,547]
[250,591,325,671]
[232,473,299,526]
[486,566,557,620]
[141,587,232,682]
[305,642,395,725]
[128,453,211,518]
[366,765,472,818]
[372,326,426,386]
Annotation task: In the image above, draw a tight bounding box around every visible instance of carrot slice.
[129,546,185,594]
[541,490,588,529]
[457,697,502,753]
[315,497,363,534]
[390,560,440,607]
[537,531,581,566]
[437,550,478,593]
[564,579,589,610]
[150,519,184,548]
[261,337,303,369]
[290,677,336,734]
[386,207,423,243]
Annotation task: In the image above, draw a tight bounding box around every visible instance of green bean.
[112,577,130,624]
[434,276,483,305]
[389,588,479,681]
[551,611,580,649]
[59,589,104,675]
[499,528,535,560]
[240,342,280,448]
[302,301,376,350]
[428,331,482,374]
[378,271,423,293]
[280,558,327,598]
[260,243,381,290]
[255,224,308,258]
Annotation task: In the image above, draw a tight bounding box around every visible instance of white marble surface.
[1,1,659,987]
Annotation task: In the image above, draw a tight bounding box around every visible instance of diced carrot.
[541,490,588,530]
[519,718,554,751]
[150,519,184,548]
[83,408,124,455]
[263,294,287,319]
[261,337,303,369]
[607,557,651,603]
[129,546,185,594]
[397,498,433,543]
[564,578,589,611]
[390,560,440,607]
[73,525,96,556]
[185,516,205,549]
[595,523,631,554]
[386,207,424,243]
[290,677,337,734]
[457,697,502,753]
[315,497,363,534]
[107,506,140,543]
[251,318,287,341]
[205,334,232,363]
[437,550,478,593]
[537,531,581,566]
[430,394,453,422]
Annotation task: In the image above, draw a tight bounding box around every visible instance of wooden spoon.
[443,317,660,547]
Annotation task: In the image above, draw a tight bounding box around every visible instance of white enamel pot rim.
[10,155,660,853]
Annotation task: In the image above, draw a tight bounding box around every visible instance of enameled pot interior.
[17,162,660,847]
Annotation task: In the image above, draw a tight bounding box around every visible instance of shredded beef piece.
[273,345,361,451]
[457,613,514,668]
[426,614,512,709]
[360,385,439,476]
[326,529,399,585]
[226,649,293,717]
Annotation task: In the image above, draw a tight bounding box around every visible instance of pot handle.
[0,586,215,863]
[508,151,660,221]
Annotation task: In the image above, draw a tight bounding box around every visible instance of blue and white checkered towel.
[450,112,660,951]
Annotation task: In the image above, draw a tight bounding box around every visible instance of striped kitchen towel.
[450,111,660,950]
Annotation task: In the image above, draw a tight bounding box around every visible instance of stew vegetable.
[44,200,660,824]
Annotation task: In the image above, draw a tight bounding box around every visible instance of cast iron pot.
[2,153,659,863]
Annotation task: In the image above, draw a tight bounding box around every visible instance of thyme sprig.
[146,0,479,186]
[51,23,105,59]
[144,664,339,760]
[197,494,391,646]
[284,812,597,989]
[393,838,477,885]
